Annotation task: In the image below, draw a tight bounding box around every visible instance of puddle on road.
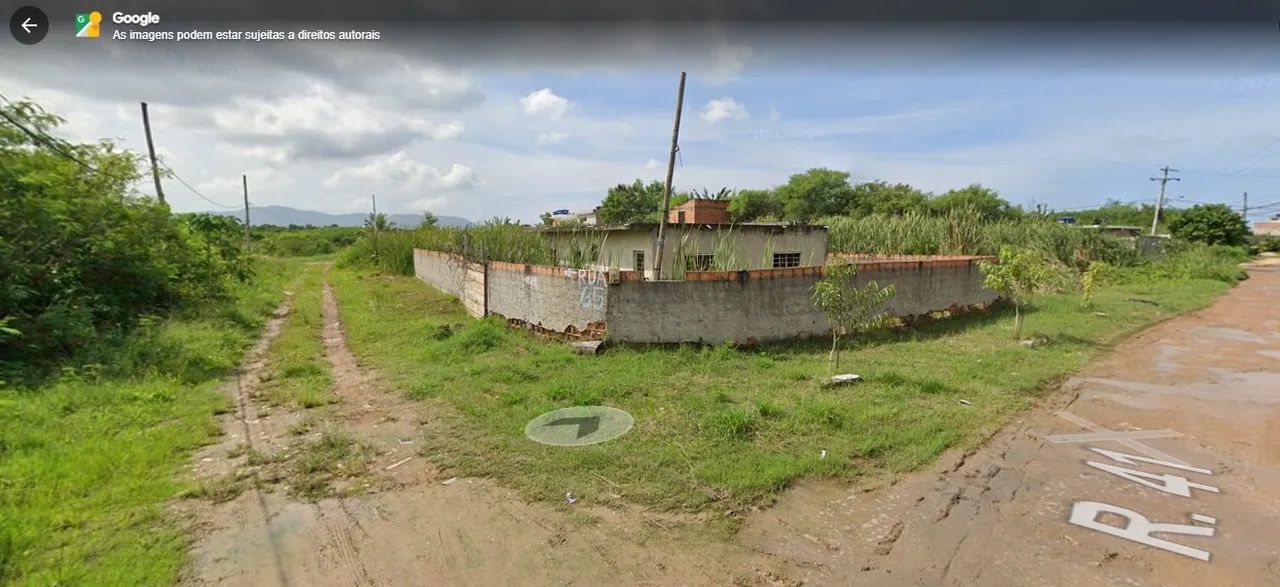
[1194,327,1269,344]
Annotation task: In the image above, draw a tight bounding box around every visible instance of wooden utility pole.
[652,71,687,281]
[242,174,251,249]
[1148,166,1179,236]
[371,194,380,259]
[140,102,165,204]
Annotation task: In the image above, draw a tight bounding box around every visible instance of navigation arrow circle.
[525,406,634,447]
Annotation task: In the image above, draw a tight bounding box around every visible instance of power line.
[0,93,102,175]
[158,160,239,209]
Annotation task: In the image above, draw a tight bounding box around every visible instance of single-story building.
[539,222,829,280]
[1255,219,1280,236]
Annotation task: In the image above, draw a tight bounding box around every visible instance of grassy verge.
[329,268,1232,513]
[0,258,303,586]
[259,263,336,409]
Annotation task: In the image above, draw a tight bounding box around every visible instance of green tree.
[421,211,439,228]
[851,181,931,216]
[0,99,246,372]
[364,212,394,232]
[538,211,554,226]
[930,184,1019,221]
[811,263,896,372]
[776,168,857,222]
[1168,204,1249,246]
[978,246,1060,340]
[727,189,784,222]
[598,179,666,224]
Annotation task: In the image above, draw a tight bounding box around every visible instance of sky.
[3,22,1280,224]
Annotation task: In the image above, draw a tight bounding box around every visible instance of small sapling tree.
[811,262,896,373]
[978,246,1059,340]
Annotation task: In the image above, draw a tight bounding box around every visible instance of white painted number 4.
[1085,447,1220,498]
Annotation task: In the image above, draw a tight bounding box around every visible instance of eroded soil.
[742,261,1280,586]
[180,275,793,586]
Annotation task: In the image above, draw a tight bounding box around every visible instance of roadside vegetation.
[253,225,362,257]
[329,254,1235,512]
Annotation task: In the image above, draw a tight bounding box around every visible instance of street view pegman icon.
[75,11,102,38]
[9,6,49,45]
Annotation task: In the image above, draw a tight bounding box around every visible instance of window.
[633,250,645,273]
[772,252,802,268]
[685,254,715,271]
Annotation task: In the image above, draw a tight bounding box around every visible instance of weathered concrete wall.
[413,249,467,300]
[605,256,997,344]
[486,262,608,336]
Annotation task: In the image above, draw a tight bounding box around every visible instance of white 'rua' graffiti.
[565,268,606,310]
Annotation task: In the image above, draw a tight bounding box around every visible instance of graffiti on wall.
[565,268,607,311]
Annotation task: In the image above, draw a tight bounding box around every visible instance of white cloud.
[709,41,754,83]
[536,131,569,145]
[701,97,749,124]
[424,120,465,140]
[520,88,572,118]
[645,158,662,170]
[410,196,450,212]
[322,152,480,190]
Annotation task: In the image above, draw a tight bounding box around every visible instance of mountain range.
[204,206,470,228]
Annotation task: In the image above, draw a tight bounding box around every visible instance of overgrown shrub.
[338,219,553,275]
[1118,242,1247,284]
[0,100,250,375]
[255,226,361,257]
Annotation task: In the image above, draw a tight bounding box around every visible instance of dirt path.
[743,263,1280,586]
[182,275,793,586]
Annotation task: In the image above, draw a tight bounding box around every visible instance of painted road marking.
[1054,411,1190,465]
[1068,501,1216,561]
[1190,514,1218,524]
[1047,429,1182,444]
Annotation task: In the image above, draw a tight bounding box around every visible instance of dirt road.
[180,277,792,586]
[743,262,1280,586]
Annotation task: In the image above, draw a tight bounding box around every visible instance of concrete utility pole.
[242,174,251,249]
[371,194,380,259]
[140,102,165,204]
[1149,166,1180,236]
[652,71,687,281]
[1243,191,1249,221]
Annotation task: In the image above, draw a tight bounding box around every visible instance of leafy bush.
[1168,204,1249,246]
[1252,234,1280,253]
[255,226,361,257]
[0,100,249,376]
[1119,242,1247,284]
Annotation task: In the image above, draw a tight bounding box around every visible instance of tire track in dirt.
[182,270,799,586]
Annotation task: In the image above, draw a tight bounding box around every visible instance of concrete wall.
[413,248,467,300]
[486,261,608,336]
[605,256,997,344]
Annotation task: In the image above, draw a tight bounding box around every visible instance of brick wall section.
[606,255,997,344]
[413,249,607,338]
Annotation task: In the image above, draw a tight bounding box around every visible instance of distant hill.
[203,205,470,228]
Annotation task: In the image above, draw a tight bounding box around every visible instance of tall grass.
[824,210,1141,269]
[338,220,554,275]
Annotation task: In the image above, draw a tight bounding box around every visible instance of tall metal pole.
[242,174,251,249]
[140,102,165,204]
[371,194,380,259]
[652,72,686,281]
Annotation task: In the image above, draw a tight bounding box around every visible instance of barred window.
[633,250,645,273]
[772,252,802,268]
[685,254,715,271]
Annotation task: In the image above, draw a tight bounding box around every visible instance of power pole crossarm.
[652,71,687,282]
[1148,166,1180,236]
[141,102,165,204]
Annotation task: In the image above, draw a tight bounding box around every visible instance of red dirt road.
[743,261,1280,585]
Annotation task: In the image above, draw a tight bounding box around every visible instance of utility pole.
[242,174,251,249]
[652,71,687,281]
[371,194,379,259]
[140,102,165,204]
[1243,191,1249,221]
[1148,166,1180,236]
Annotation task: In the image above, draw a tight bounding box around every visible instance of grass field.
[258,263,336,409]
[0,259,303,586]
[328,267,1232,512]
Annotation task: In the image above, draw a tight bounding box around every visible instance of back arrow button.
[10,6,49,45]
